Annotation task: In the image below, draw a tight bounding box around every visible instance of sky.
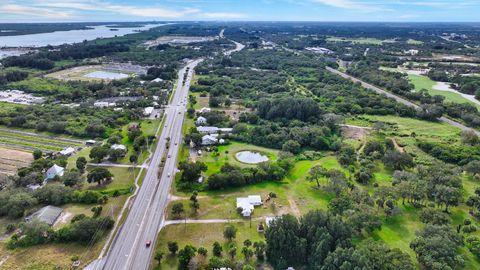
[0,0,479,22]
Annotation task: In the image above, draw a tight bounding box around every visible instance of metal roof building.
[25,205,63,226]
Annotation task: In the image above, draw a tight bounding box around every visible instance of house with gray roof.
[25,206,63,226]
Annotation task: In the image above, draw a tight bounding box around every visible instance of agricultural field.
[0,127,85,152]
[0,147,32,176]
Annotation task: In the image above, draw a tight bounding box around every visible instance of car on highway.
[146,240,151,248]
[168,155,171,158]
[167,173,171,177]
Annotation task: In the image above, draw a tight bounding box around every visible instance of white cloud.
[310,0,389,12]
[0,4,72,18]
[34,1,199,18]
[200,12,247,19]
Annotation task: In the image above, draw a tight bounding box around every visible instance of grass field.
[408,74,480,109]
[84,166,139,193]
[196,142,279,176]
[119,119,161,165]
[152,222,265,270]
[0,128,84,153]
[326,36,396,45]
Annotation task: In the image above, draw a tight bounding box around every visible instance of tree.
[129,153,138,164]
[168,241,179,255]
[466,236,480,258]
[63,170,83,187]
[357,239,415,270]
[190,191,200,214]
[241,246,254,261]
[33,150,42,160]
[87,168,113,185]
[320,247,367,270]
[253,241,266,260]
[419,208,451,225]
[76,157,87,173]
[282,140,301,154]
[91,206,103,218]
[382,150,414,170]
[178,245,196,270]
[228,245,237,260]
[213,241,223,257]
[198,247,208,257]
[223,225,237,241]
[0,191,38,218]
[178,161,207,183]
[306,165,328,189]
[410,225,464,270]
[89,146,108,163]
[171,202,185,219]
[154,251,164,265]
[465,160,480,177]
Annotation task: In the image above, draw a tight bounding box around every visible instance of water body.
[0,24,162,47]
[235,151,269,164]
[85,71,129,80]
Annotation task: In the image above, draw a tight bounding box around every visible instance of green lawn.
[84,166,139,193]
[197,142,279,176]
[409,74,480,109]
[152,222,266,270]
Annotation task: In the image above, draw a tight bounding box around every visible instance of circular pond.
[235,151,269,164]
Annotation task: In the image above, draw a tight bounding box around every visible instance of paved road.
[93,59,203,270]
[326,67,480,135]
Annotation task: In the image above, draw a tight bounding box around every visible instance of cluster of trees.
[7,214,114,249]
[265,210,414,270]
[2,42,129,70]
[233,118,341,152]
[160,227,266,269]
[207,160,292,190]
[348,60,480,127]
[0,104,136,138]
[0,70,28,84]
[417,140,480,165]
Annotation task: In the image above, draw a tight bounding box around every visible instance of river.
[0,24,163,48]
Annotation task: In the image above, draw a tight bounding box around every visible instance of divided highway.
[95,59,203,270]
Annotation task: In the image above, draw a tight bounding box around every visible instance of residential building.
[202,134,218,145]
[59,147,75,156]
[45,164,64,180]
[144,106,154,116]
[25,205,63,226]
[196,116,207,125]
[111,144,127,151]
[199,107,211,113]
[236,195,262,217]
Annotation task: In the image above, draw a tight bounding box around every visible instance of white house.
[219,128,233,133]
[202,134,218,145]
[197,126,219,134]
[86,139,96,146]
[151,78,163,83]
[111,144,127,151]
[236,195,262,217]
[94,101,115,108]
[199,107,211,113]
[196,116,207,125]
[45,164,65,181]
[59,147,75,156]
[265,217,278,228]
[144,106,154,116]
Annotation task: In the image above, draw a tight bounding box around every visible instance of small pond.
[84,71,129,80]
[235,151,269,164]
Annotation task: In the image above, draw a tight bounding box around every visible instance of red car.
[146,240,152,248]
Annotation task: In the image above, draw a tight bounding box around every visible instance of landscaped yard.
[196,142,279,176]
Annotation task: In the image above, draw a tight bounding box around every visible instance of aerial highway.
[94,58,203,270]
